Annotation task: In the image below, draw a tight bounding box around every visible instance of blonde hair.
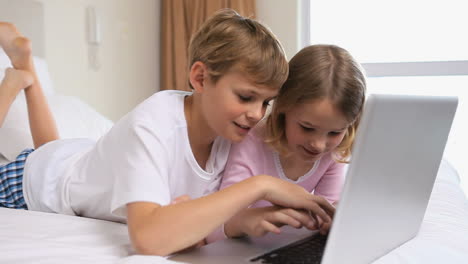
[188,9,288,90]
[264,44,367,163]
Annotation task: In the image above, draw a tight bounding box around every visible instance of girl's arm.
[127,174,334,256]
[314,160,347,204]
[205,131,324,243]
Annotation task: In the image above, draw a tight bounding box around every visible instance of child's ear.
[189,61,208,93]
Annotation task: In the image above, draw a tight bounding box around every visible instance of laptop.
[170,94,458,264]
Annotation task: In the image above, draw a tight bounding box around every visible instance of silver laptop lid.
[170,94,457,264]
[321,94,458,264]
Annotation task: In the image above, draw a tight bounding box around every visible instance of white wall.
[36,0,295,121]
[256,0,301,60]
[38,0,160,121]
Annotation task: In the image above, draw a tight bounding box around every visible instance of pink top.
[206,128,345,243]
[219,129,345,207]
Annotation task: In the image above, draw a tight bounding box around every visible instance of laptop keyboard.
[249,234,328,264]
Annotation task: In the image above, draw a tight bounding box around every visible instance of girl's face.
[284,98,350,164]
[202,70,278,142]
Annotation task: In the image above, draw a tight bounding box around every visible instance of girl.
[0,10,335,256]
[213,44,367,240]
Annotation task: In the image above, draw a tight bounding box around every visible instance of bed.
[1,1,468,263]
[0,161,466,263]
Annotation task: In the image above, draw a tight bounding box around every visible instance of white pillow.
[1,51,112,161]
[0,50,54,95]
[0,94,113,161]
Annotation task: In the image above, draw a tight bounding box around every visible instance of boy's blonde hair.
[264,44,367,163]
[188,9,288,90]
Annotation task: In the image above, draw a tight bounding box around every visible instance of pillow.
[1,50,112,161]
[0,50,55,95]
[0,94,113,161]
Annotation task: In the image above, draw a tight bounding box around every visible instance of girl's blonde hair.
[264,44,366,163]
[188,9,288,90]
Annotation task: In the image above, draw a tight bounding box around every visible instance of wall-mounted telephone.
[86,6,101,70]
[86,6,101,45]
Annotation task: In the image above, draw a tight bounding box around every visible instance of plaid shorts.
[0,149,34,210]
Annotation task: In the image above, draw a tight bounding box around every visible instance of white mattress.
[0,160,467,263]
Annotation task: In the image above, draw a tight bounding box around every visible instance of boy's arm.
[127,175,335,256]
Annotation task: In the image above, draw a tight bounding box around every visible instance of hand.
[255,175,335,234]
[224,206,319,238]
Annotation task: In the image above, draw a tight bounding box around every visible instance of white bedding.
[1,48,467,263]
[375,160,468,263]
[0,50,114,164]
[0,160,467,263]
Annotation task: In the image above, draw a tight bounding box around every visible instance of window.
[305,0,468,194]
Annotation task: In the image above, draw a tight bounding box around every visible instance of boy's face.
[202,70,278,142]
[284,99,349,164]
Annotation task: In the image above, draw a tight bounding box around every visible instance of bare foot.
[0,22,32,70]
[0,68,34,99]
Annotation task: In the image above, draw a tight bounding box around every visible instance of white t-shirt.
[23,90,231,223]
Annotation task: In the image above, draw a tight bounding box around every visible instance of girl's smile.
[284,98,350,164]
[233,121,252,135]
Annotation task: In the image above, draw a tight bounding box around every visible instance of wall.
[256,0,301,60]
[36,0,292,121]
[38,0,160,121]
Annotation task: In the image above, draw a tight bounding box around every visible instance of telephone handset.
[86,6,100,70]
[86,6,101,45]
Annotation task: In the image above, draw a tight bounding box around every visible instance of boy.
[0,9,334,256]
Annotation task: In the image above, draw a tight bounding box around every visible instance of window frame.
[301,0,468,77]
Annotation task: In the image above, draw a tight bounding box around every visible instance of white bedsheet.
[375,160,468,263]
[0,209,183,264]
[0,160,467,263]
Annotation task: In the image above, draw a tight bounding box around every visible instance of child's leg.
[0,68,33,126]
[0,22,59,148]
[0,149,34,210]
